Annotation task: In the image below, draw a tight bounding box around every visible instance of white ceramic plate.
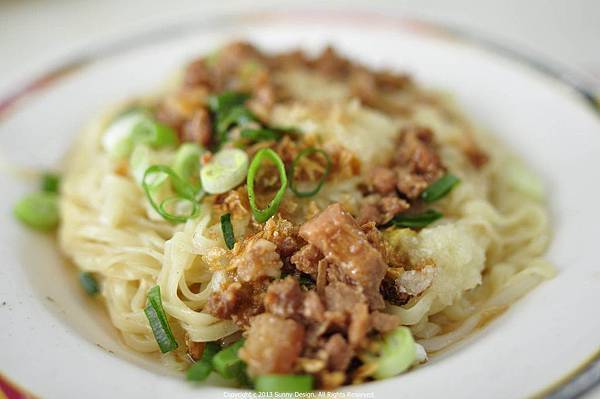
[1,9,600,399]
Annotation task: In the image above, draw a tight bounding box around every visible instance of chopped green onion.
[187,342,220,382]
[289,147,332,198]
[212,340,245,379]
[173,143,203,186]
[421,174,460,203]
[220,213,236,250]
[130,145,155,185]
[102,112,147,158]
[216,106,257,142]
[144,286,178,353]
[504,160,544,200]
[385,209,443,229]
[200,148,249,194]
[240,128,281,142]
[247,148,288,223]
[102,111,178,158]
[186,359,212,383]
[158,197,199,221]
[209,92,255,147]
[373,327,416,379]
[79,272,99,295]
[131,118,178,149]
[142,165,201,223]
[255,374,314,393]
[40,173,60,193]
[13,192,59,231]
[208,91,250,114]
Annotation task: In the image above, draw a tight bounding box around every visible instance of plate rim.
[0,7,598,399]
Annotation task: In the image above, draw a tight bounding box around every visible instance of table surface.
[1,0,599,398]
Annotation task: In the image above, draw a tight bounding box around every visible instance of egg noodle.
[59,60,554,369]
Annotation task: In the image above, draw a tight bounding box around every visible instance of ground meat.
[219,186,250,217]
[316,259,328,294]
[380,276,412,306]
[319,371,346,390]
[374,70,412,91]
[324,281,367,313]
[183,59,213,88]
[261,217,303,259]
[155,102,185,131]
[357,203,381,227]
[326,143,362,179]
[204,280,268,327]
[348,303,370,347]
[302,291,325,323]
[370,311,400,333]
[324,334,354,371]
[395,126,445,199]
[312,46,351,78]
[264,277,303,319]
[216,41,263,76]
[325,262,353,286]
[361,221,386,258]
[233,238,282,282]
[186,337,205,361]
[181,108,212,147]
[380,196,409,220]
[461,134,489,168]
[349,68,378,106]
[291,244,323,276]
[248,83,277,119]
[239,314,305,376]
[268,49,310,70]
[367,166,397,195]
[299,204,387,309]
[357,195,409,225]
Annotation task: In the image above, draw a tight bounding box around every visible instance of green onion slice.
[200,148,249,194]
[173,143,203,186]
[187,342,220,382]
[208,91,249,114]
[289,147,332,198]
[255,374,314,393]
[144,285,178,353]
[186,359,212,383]
[102,112,147,158]
[240,128,281,142]
[208,92,254,147]
[216,106,257,142]
[212,340,245,379]
[13,192,59,231]
[40,173,60,193]
[102,111,178,158]
[247,148,288,223]
[421,174,460,203]
[129,145,155,185]
[131,118,179,149]
[373,327,416,379]
[385,209,443,229]
[142,165,201,223]
[158,197,199,222]
[504,159,544,200]
[220,213,236,250]
[79,272,99,295]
